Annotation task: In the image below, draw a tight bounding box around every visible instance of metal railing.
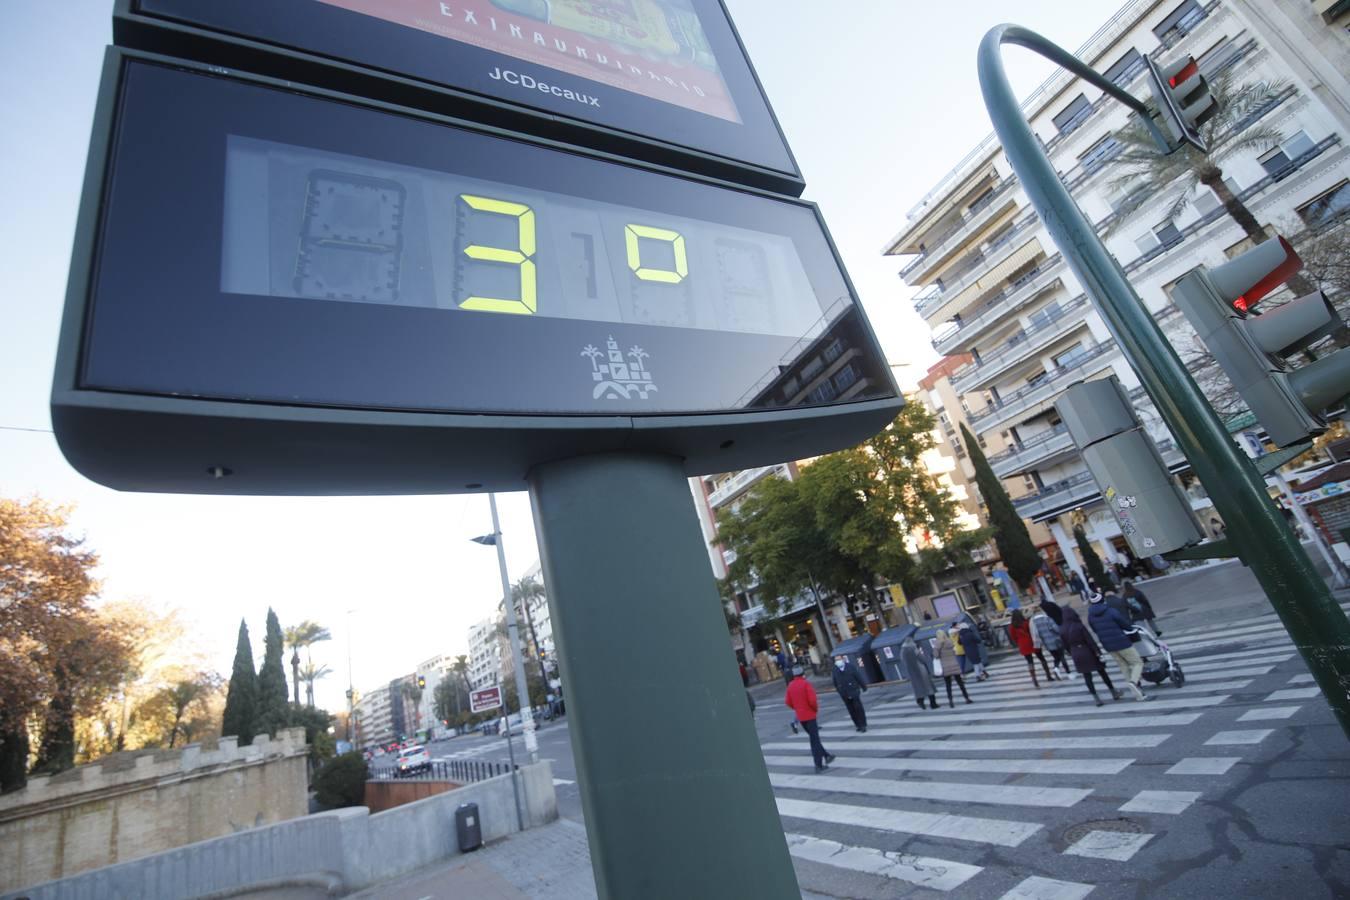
[987,422,1071,466]
[967,340,1117,429]
[1013,470,1096,514]
[932,257,1067,354]
[899,176,1019,279]
[951,293,1091,392]
[370,759,517,783]
[915,214,1043,316]
[1158,0,1221,51]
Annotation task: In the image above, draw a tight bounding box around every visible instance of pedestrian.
[746,689,756,714]
[784,666,835,773]
[738,661,749,687]
[1122,580,1161,635]
[899,635,938,710]
[933,629,973,707]
[1060,607,1122,706]
[956,621,988,681]
[1087,590,1153,701]
[1067,570,1088,603]
[831,656,868,732]
[1009,608,1058,686]
[1103,588,1133,623]
[953,622,969,675]
[1031,604,1073,677]
[808,642,822,675]
[776,647,792,686]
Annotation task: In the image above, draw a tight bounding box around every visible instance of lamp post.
[472,493,539,763]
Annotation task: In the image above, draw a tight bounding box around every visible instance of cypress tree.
[222,619,258,745]
[256,608,290,736]
[1074,525,1110,589]
[962,423,1044,590]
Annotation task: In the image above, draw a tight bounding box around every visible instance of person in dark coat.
[899,636,938,710]
[1067,570,1088,603]
[1087,591,1152,701]
[1009,608,1057,686]
[1039,594,1065,627]
[1122,580,1161,635]
[956,622,988,681]
[1104,590,1133,623]
[831,657,869,732]
[1060,607,1121,706]
[785,666,834,773]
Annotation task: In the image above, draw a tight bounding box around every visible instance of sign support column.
[530,453,798,898]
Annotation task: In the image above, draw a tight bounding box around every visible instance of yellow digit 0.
[625,224,687,283]
[459,194,537,315]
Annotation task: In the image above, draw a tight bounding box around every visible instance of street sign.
[114,0,803,193]
[470,685,504,714]
[51,52,900,494]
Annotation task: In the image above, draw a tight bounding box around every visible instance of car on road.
[394,745,430,777]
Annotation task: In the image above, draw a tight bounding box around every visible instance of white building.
[353,685,392,749]
[466,616,503,690]
[886,0,1350,572]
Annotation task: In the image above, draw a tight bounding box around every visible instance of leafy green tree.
[1105,75,1315,296]
[312,751,367,809]
[1074,525,1110,589]
[962,423,1043,590]
[256,609,289,736]
[510,577,550,690]
[221,620,258,745]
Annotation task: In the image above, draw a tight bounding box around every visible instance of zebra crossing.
[761,602,1345,899]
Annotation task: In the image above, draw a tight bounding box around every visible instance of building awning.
[885,165,999,255]
[941,237,1044,318]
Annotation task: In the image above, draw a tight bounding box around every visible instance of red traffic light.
[1168,58,1199,88]
[1210,236,1303,314]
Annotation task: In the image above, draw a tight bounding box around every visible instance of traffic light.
[1171,236,1347,448]
[1055,376,1203,557]
[417,675,426,689]
[1144,55,1217,152]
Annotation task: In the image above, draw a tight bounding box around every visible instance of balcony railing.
[707,464,785,508]
[932,257,1067,354]
[899,176,1019,281]
[989,424,1074,478]
[967,340,1117,431]
[1011,437,1188,520]
[1119,134,1341,276]
[1158,0,1221,50]
[950,293,1092,393]
[914,214,1043,317]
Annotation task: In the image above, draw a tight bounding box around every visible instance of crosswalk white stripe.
[1265,687,1320,701]
[1205,729,1273,745]
[1064,828,1153,861]
[1166,757,1239,775]
[1165,624,1287,648]
[820,713,1201,737]
[862,692,1234,723]
[1287,673,1315,684]
[769,771,1092,808]
[1157,602,1350,638]
[1182,665,1273,681]
[776,796,1042,847]
[763,754,1133,776]
[1167,634,1293,654]
[784,833,982,892]
[999,875,1095,900]
[1169,647,1293,666]
[1160,619,1291,644]
[1238,705,1300,721]
[1182,653,1291,673]
[765,734,1169,752]
[1119,790,1200,814]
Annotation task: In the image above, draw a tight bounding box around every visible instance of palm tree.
[284,620,332,705]
[510,576,550,690]
[299,661,332,708]
[1104,74,1315,296]
[399,680,424,734]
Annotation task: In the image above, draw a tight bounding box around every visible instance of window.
[1052,94,1093,135]
[800,355,824,381]
[1153,0,1205,46]
[1223,234,1263,259]
[1079,134,1122,175]
[967,186,997,214]
[832,364,859,393]
[808,381,837,404]
[1134,231,1161,256]
[1029,301,1064,331]
[1197,37,1241,76]
[1102,48,1145,87]
[1296,180,1350,228]
[1259,131,1316,179]
[1054,345,1086,369]
[977,433,987,448]
[821,338,844,364]
[951,436,966,459]
[1154,218,1183,249]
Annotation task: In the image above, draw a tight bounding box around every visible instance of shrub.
[312,751,368,809]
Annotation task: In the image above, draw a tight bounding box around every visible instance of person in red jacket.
[785,666,835,773]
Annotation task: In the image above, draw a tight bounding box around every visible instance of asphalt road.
[378,561,1350,898]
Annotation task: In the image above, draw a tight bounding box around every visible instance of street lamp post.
[473,493,539,763]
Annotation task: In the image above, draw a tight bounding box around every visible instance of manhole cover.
[1062,818,1145,844]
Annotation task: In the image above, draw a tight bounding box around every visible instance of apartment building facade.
[466,616,505,690]
[886,0,1349,572]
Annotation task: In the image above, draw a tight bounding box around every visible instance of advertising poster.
[316,0,741,122]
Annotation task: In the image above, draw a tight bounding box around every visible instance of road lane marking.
[821,713,1200,737]
[999,875,1095,899]
[1064,829,1153,861]
[769,771,1092,808]
[863,693,1233,724]
[1205,729,1273,745]
[1286,674,1315,684]
[766,734,1168,752]
[1264,687,1320,701]
[1119,790,1201,814]
[784,833,981,892]
[763,754,1133,775]
[776,796,1041,847]
[1238,705,1300,721]
[1166,757,1240,775]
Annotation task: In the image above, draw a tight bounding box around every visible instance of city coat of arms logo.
[581,337,658,400]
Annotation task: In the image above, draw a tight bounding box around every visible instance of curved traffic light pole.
[978,24,1350,739]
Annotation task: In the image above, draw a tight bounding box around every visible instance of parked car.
[394,745,430,777]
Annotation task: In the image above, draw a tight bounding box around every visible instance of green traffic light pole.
[978,25,1350,739]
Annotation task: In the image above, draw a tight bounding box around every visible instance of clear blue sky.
[0,0,1122,709]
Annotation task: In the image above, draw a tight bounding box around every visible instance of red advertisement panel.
[316,0,741,122]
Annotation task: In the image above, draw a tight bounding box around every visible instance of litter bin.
[870,624,917,681]
[456,802,483,852]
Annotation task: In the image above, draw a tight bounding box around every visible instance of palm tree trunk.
[1209,173,1318,297]
[520,598,549,694]
[290,650,301,706]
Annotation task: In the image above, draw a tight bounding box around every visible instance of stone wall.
[0,728,309,896]
[2,761,558,900]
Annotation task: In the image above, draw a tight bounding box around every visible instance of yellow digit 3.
[458,194,537,314]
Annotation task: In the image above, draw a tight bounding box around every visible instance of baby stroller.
[1133,625,1184,688]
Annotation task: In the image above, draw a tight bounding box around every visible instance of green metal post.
[978,24,1350,738]
[529,453,799,898]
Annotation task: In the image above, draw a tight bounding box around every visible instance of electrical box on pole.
[1143,54,1217,153]
[1171,236,1347,448]
[1055,376,1202,557]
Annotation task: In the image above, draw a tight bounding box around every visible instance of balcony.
[914,214,1043,318]
[966,340,1118,434]
[950,293,1092,393]
[899,176,1019,284]
[707,464,787,509]
[931,256,1067,355]
[987,424,1075,479]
